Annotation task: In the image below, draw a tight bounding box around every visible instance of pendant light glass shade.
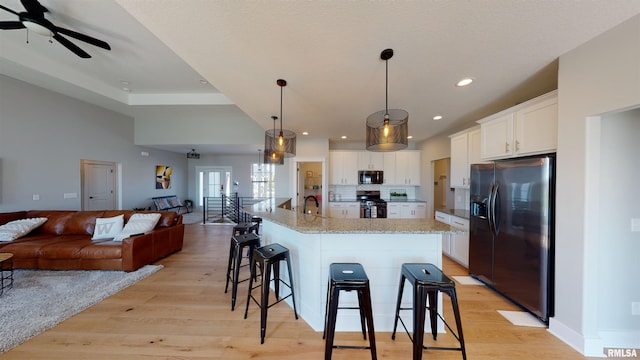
[264,116,285,165]
[366,48,409,152]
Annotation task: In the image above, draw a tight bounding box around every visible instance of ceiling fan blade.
[0,21,26,30]
[55,26,111,50]
[53,33,91,58]
[20,0,47,16]
[0,4,20,16]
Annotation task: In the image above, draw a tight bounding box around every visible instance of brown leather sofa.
[0,210,184,272]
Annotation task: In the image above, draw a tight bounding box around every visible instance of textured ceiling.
[2,1,640,154]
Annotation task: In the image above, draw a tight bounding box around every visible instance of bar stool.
[323,263,377,360]
[224,232,261,310]
[391,263,466,360]
[244,243,298,344]
[233,222,259,236]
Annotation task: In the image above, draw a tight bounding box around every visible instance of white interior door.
[197,167,232,207]
[82,160,117,210]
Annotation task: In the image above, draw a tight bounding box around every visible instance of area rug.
[452,275,485,285]
[497,310,546,328]
[0,265,163,353]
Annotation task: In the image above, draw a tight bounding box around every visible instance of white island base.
[261,219,445,333]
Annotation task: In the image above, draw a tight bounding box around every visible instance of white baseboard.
[548,318,606,358]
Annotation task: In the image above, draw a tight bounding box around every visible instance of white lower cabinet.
[388,202,426,219]
[435,211,469,268]
[328,202,360,219]
[449,217,469,268]
[435,211,451,256]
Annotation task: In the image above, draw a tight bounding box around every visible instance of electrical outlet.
[631,218,640,232]
[632,302,640,316]
[32,194,40,201]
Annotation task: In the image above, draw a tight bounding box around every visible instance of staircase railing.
[203,194,268,224]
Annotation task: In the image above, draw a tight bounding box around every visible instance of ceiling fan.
[0,0,111,58]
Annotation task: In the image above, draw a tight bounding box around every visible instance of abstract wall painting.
[156,165,172,189]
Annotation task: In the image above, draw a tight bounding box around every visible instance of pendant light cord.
[385,57,389,116]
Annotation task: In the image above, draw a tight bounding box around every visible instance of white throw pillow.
[92,215,124,240]
[0,217,48,242]
[114,213,162,242]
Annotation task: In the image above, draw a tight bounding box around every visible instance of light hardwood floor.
[3,224,595,359]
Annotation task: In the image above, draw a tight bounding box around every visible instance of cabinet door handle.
[505,142,510,153]
[515,140,520,152]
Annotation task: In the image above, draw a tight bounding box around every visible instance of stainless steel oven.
[357,190,387,218]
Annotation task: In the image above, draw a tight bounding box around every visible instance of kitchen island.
[248,198,461,332]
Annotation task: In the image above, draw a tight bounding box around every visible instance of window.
[251,163,275,198]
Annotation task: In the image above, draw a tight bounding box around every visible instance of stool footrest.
[333,345,372,350]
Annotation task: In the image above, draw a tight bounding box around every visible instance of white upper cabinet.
[329,151,358,185]
[450,127,481,188]
[357,151,384,170]
[393,151,421,185]
[479,90,557,160]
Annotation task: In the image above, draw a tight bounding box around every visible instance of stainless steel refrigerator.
[469,155,554,323]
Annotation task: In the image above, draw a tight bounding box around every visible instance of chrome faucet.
[303,195,319,214]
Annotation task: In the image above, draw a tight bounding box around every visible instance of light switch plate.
[632,302,640,316]
[631,218,640,232]
[63,192,77,199]
[32,194,40,201]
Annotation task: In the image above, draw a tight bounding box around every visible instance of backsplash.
[329,184,417,201]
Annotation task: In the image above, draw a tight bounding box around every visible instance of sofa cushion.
[25,211,75,235]
[0,217,48,242]
[114,213,161,241]
[92,215,124,240]
[0,211,27,226]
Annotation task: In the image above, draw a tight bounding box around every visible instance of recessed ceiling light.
[199,79,209,85]
[122,87,130,92]
[341,136,347,139]
[302,131,309,136]
[456,78,474,87]
[433,115,443,120]
[119,80,129,85]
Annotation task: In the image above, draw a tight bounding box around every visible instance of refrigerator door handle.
[487,183,495,234]
[491,183,501,235]
[489,183,498,235]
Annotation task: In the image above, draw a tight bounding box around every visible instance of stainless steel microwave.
[358,170,383,184]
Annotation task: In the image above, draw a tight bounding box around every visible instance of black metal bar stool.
[391,263,466,360]
[323,263,377,360]
[224,232,261,310]
[244,243,298,344]
[233,222,259,236]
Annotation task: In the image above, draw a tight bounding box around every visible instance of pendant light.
[275,79,296,157]
[264,116,284,165]
[366,48,408,152]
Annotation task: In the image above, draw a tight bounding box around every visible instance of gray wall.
[553,14,640,355]
[0,75,187,212]
[598,109,640,333]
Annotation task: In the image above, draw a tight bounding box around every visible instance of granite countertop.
[248,198,462,234]
[435,208,470,220]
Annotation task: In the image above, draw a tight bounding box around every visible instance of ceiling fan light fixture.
[366,48,409,152]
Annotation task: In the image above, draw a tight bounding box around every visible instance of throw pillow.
[153,198,170,210]
[168,197,182,207]
[91,215,124,240]
[0,217,48,242]
[114,213,162,241]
